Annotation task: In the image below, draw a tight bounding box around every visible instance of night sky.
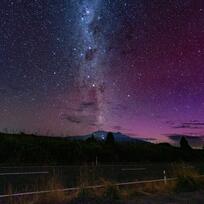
[0,1,204,145]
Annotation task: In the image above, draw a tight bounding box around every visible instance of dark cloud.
[85,48,97,61]
[167,134,204,141]
[81,102,96,108]
[63,101,98,114]
[173,125,202,129]
[137,137,157,141]
[61,112,97,127]
[59,101,99,127]
[60,114,81,124]
[183,122,204,126]
[166,120,176,125]
[169,120,204,130]
[78,101,99,113]
[166,134,204,148]
[112,125,122,131]
[89,123,97,127]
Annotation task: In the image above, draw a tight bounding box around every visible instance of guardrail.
[0,173,203,199]
[0,177,177,198]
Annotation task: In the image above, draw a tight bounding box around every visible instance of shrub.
[76,185,93,199]
[102,180,121,200]
[173,163,201,192]
[32,177,67,204]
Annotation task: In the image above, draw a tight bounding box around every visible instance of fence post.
[163,170,167,184]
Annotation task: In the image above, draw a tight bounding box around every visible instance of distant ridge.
[66,131,149,143]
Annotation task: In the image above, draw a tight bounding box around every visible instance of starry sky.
[0,0,204,145]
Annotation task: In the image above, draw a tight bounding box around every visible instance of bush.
[76,185,93,200]
[173,163,201,192]
[102,180,121,200]
[32,177,67,204]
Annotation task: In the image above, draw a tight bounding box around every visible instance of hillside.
[0,132,203,165]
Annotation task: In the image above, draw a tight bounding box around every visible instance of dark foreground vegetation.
[2,163,204,204]
[0,132,204,165]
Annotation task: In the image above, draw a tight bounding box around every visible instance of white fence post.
[163,170,167,184]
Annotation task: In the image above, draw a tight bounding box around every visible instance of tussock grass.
[76,184,94,200]
[9,177,72,204]
[100,179,121,200]
[121,180,175,200]
[172,163,201,192]
[33,178,67,204]
[6,163,204,204]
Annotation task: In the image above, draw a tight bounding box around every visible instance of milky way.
[73,0,106,127]
[0,0,204,146]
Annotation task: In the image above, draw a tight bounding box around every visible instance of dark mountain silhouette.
[66,131,148,143]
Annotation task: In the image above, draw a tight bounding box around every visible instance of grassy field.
[0,163,203,203]
[0,162,204,195]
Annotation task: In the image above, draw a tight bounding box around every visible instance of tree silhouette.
[105,132,115,145]
[180,136,192,150]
